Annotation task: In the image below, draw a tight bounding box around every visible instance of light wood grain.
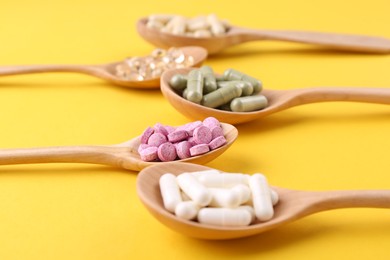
[137,18,390,54]
[161,68,390,124]
[0,46,207,89]
[137,162,390,240]
[0,123,237,171]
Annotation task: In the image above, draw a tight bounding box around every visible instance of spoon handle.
[238,28,390,53]
[285,87,390,108]
[0,146,123,168]
[305,189,390,213]
[0,64,102,77]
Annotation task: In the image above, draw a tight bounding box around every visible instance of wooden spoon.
[137,18,390,54]
[0,46,207,89]
[137,162,390,240]
[161,68,390,125]
[0,123,237,171]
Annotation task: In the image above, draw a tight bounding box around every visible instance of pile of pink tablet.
[138,117,227,162]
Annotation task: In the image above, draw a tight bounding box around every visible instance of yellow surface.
[1,0,390,259]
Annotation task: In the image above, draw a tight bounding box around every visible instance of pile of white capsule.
[146,14,229,37]
[159,170,279,227]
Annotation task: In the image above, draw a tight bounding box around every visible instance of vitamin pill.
[238,205,256,223]
[153,123,169,136]
[167,129,188,143]
[187,15,209,31]
[190,169,220,178]
[231,184,251,205]
[209,187,241,208]
[148,14,175,24]
[197,173,249,188]
[146,19,164,30]
[208,136,227,150]
[157,142,177,161]
[201,84,242,108]
[175,201,200,220]
[171,16,187,35]
[207,13,226,36]
[176,173,212,206]
[223,68,262,94]
[186,69,204,104]
[203,116,221,129]
[175,141,192,159]
[270,188,279,206]
[189,144,210,156]
[169,74,187,91]
[249,174,274,221]
[217,80,254,96]
[194,29,212,38]
[180,120,202,136]
[197,207,252,227]
[147,133,167,147]
[139,146,158,161]
[193,125,212,144]
[138,144,151,154]
[210,125,224,139]
[200,66,217,93]
[159,173,183,213]
[230,95,268,112]
[141,127,154,144]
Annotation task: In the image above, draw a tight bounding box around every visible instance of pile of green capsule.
[169,66,268,112]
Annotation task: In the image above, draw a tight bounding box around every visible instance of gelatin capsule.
[175,201,200,220]
[249,174,274,221]
[208,187,241,208]
[197,207,252,227]
[217,80,254,96]
[159,173,183,213]
[200,66,217,93]
[169,74,188,91]
[230,95,268,112]
[197,173,249,188]
[186,69,204,104]
[177,173,211,206]
[191,169,220,178]
[223,68,262,94]
[201,84,242,108]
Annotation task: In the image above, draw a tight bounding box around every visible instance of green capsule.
[230,95,268,112]
[217,80,253,96]
[186,69,204,104]
[223,68,262,94]
[200,66,217,94]
[218,102,232,111]
[201,85,242,108]
[169,74,187,91]
[182,88,189,99]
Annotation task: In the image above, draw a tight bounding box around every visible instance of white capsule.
[238,205,256,223]
[171,16,187,35]
[177,173,212,206]
[197,173,249,188]
[270,188,279,206]
[231,184,251,205]
[198,207,252,227]
[159,173,183,213]
[207,14,226,36]
[208,187,241,208]
[175,201,200,220]
[190,169,220,178]
[187,15,209,31]
[249,174,274,221]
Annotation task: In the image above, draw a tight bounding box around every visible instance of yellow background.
[1,0,390,259]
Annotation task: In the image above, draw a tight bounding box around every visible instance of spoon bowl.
[161,68,390,124]
[0,46,207,89]
[0,123,237,171]
[137,162,390,240]
[137,17,390,54]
